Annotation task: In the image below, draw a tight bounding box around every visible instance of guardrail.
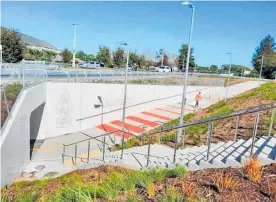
[62,102,276,167]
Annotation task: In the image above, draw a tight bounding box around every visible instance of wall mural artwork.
[56,89,73,128]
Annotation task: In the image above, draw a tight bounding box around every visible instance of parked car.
[127,66,134,71]
[182,68,195,73]
[172,66,178,72]
[80,61,101,69]
[158,66,171,73]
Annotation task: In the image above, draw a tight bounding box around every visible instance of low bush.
[211,172,239,193]
[158,185,183,202]
[167,164,187,178]
[243,156,262,182]
[258,82,276,101]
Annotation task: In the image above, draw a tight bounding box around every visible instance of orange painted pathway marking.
[141,111,171,121]
[126,116,160,128]
[110,120,145,134]
[155,108,181,115]
[167,105,181,109]
[96,124,131,139]
[167,105,195,112]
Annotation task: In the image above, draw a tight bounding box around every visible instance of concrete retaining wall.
[0,83,46,187]
[37,83,209,139]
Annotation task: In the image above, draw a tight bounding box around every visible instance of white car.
[80,61,101,69]
[158,66,171,73]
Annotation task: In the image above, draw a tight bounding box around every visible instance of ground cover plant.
[1,160,276,201]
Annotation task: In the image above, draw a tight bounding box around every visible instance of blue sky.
[2,1,276,68]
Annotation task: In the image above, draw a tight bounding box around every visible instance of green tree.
[1,27,24,63]
[76,51,95,61]
[96,46,111,67]
[210,65,218,72]
[252,35,276,79]
[113,47,125,68]
[137,54,147,69]
[61,49,73,63]
[178,44,195,70]
[155,49,169,66]
[129,51,139,67]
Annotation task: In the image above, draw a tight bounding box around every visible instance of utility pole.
[161,49,164,66]
[72,24,78,68]
[224,53,232,102]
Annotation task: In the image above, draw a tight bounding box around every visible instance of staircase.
[72,135,276,171]
[62,102,276,171]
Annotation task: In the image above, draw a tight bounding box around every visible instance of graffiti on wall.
[56,89,73,128]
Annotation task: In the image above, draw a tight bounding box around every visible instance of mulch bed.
[2,164,276,202]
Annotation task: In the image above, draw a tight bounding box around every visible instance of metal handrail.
[139,102,276,138]
[62,102,276,167]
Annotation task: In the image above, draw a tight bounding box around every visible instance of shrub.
[268,182,276,201]
[145,168,169,183]
[147,183,155,199]
[15,191,37,202]
[207,100,226,113]
[258,82,276,101]
[243,157,262,182]
[182,182,197,201]
[212,105,233,116]
[186,124,208,136]
[158,185,183,202]
[99,172,125,198]
[121,172,137,191]
[211,172,239,193]
[126,190,145,202]
[133,171,153,188]
[167,164,187,178]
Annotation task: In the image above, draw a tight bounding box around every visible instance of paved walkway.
[21,81,262,180]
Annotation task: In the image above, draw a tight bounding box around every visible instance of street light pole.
[259,55,264,86]
[72,24,78,68]
[161,49,164,66]
[224,53,232,102]
[120,42,130,159]
[177,1,195,143]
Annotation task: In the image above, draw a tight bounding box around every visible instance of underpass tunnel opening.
[30,102,45,159]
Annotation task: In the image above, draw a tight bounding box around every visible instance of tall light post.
[72,24,78,68]
[161,49,164,66]
[259,55,264,86]
[120,42,130,159]
[224,53,232,102]
[177,1,195,143]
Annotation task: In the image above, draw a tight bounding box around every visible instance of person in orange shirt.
[195,92,202,107]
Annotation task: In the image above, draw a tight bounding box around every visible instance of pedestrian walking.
[195,92,202,108]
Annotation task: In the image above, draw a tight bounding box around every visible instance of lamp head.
[120,42,128,46]
[181,1,194,8]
